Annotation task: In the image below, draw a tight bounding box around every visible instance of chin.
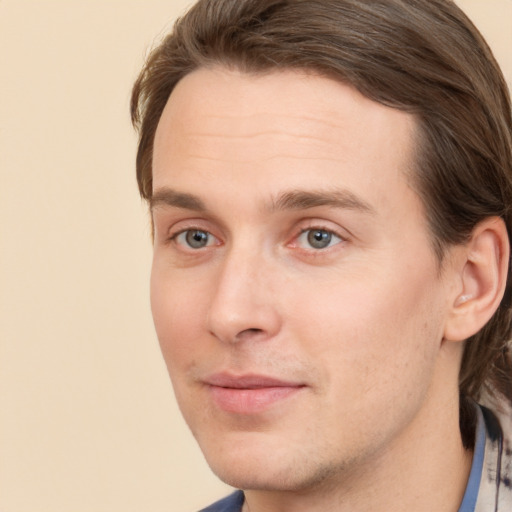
[199,432,342,493]
[198,431,294,488]
[210,461,305,491]
[210,457,346,494]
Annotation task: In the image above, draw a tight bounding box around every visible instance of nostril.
[234,327,265,342]
[242,328,264,336]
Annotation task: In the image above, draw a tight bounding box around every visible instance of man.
[131,1,512,510]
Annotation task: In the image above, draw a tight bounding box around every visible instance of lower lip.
[208,385,303,414]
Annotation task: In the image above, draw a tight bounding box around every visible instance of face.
[150,67,455,491]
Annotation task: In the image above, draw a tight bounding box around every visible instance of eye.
[297,228,343,250]
[174,229,215,249]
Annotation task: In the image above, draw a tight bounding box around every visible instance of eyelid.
[170,226,220,241]
[288,219,349,246]
[295,228,343,250]
[158,217,221,246]
[297,226,347,240]
[172,229,219,249]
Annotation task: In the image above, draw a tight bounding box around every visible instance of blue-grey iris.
[308,229,332,249]
[186,230,209,248]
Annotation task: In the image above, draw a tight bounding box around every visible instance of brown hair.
[131,0,512,409]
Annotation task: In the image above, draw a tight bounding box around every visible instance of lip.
[204,373,305,414]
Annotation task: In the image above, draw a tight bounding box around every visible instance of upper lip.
[204,373,304,389]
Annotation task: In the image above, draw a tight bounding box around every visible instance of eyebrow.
[270,189,375,215]
[150,186,375,216]
[150,188,208,212]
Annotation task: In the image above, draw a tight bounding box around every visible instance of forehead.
[152,67,419,217]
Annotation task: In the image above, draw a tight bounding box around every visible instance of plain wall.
[0,1,511,511]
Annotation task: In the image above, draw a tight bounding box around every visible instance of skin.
[150,67,473,512]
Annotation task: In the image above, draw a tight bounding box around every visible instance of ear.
[444,217,509,342]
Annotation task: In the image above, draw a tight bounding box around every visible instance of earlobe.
[444,217,509,342]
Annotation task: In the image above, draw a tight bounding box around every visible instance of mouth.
[203,373,306,414]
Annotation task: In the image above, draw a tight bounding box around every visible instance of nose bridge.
[206,237,281,343]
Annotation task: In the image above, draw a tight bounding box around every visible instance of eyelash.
[168,227,219,249]
[293,226,345,251]
[167,224,346,254]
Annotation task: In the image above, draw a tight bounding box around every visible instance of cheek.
[287,275,444,451]
[288,262,444,391]
[150,263,207,372]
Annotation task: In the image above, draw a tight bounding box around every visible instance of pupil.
[187,230,208,248]
[308,230,331,248]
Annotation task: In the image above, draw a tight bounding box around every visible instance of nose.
[206,245,282,344]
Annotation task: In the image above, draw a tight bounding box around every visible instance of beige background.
[0,1,511,511]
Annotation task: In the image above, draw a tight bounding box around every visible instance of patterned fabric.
[475,403,512,511]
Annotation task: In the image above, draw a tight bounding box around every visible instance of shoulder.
[199,490,245,512]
